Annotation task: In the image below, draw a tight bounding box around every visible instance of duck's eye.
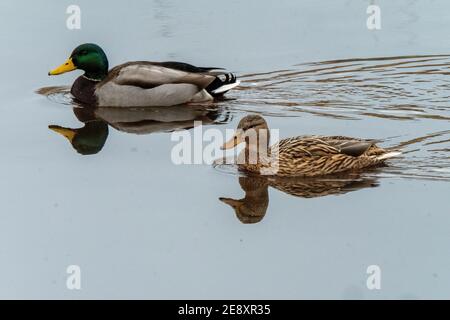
[79,50,88,56]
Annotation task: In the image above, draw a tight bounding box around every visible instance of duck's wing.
[275,136,377,158]
[275,136,341,157]
[319,136,383,156]
[153,61,225,74]
[103,61,220,89]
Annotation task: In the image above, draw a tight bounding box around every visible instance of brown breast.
[70,76,98,106]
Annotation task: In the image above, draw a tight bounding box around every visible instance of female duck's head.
[221,115,270,152]
[48,43,109,81]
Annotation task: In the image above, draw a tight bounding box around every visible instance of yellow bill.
[48,58,76,76]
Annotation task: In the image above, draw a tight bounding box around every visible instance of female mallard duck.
[48,43,240,107]
[221,115,401,177]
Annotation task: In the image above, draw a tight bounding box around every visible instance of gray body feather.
[95,62,220,107]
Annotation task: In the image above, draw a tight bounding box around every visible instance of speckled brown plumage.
[224,115,400,177]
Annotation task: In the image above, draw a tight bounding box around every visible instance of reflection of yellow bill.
[48,58,76,75]
[49,126,76,142]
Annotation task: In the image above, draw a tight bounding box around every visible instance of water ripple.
[227,55,450,181]
[232,54,450,121]
[37,55,450,182]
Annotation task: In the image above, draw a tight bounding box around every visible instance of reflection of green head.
[49,121,109,155]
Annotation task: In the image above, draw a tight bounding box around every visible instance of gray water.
[1,0,449,299]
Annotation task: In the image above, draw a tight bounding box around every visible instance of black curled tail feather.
[206,73,239,97]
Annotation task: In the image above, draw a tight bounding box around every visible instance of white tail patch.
[190,89,214,102]
[211,80,241,94]
[376,151,402,161]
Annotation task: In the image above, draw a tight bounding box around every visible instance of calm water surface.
[1,0,449,298]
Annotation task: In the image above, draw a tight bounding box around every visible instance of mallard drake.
[48,43,240,107]
[221,115,401,177]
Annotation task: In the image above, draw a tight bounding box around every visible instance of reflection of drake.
[48,105,230,155]
[93,105,229,134]
[220,173,379,224]
[49,121,108,155]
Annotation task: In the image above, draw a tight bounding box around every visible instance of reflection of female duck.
[48,104,231,154]
[265,173,379,198]
[220,173,379,224]
[220,176,269,224]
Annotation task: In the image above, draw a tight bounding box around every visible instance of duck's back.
[94,62,224,107]
[265,135,391,177]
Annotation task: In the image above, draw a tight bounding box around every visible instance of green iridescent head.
[48,43,109,80]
